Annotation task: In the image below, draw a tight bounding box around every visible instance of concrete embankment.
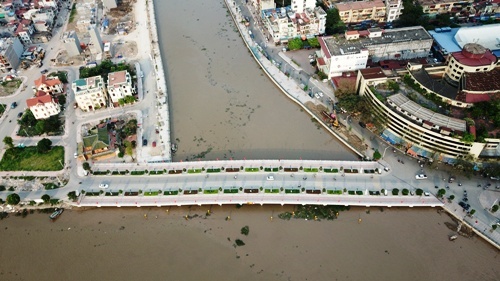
[146,0,171,162]
[223,0,363,159]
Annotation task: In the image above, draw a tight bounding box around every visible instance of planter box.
[225,168,240,172]
[187,169,202,174]
[364,169,376,174]
[285,189,300,194]
[327,190,343,195]
[324,168,339,173]
[306,189,321,194]
[130,171,146,175]
[183,190,198,195]
[203,189,219,194]
[244,188,259,193]
[206,168,221,173]
[304,168,319,173]
[369,191,381,195]
[168,170,183,174]
[244,168,259,172]
[284,168,298,172]
[149,171,164,175]
[124,192,139,196]
[105,192,119,196]
[224,189,239,194]
[144,191,160,196]
[163,191,178,196]
[264,188,280,193]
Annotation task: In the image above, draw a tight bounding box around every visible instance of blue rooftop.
[428,28,461,54]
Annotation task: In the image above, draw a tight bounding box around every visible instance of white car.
[424,191,430,196]
[73,152,78,158]
[415,174,428,180]
[98,183,109,189]
[266,176,274,181]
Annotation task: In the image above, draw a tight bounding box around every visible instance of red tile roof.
[34,75,62,88]
[26,94,53,107]
[451,44,497,67]
[463,68,500,93]
[359,67,386,79]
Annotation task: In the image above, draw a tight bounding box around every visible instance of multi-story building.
[418,0,473,15]
[0,37,24,73]
[107,70,134,104]
[291,0,316,13]
[335,0,386,24]
[36,0,60,8]
[356,67,499,160]
[443,43,497,86]
[102,0,117,10]
[88,26,103,54]
[26,91,61,120]
[261,5,327,44]
[15,19,35,45]
[385,0,404,22]
[23,8,56,31]
[72,76,107,111]
[253,0,276,11]
[62,31,82,57]
[316,26,433,78]
[34,74,64,95]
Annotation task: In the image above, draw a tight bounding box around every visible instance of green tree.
[124,140,134,161]
[124,95,136,104]
[392,188,399,195]
[7,193,20,205]
[67,191,77,201]
[288,38,303,50]
[37,138,52,153]
[449,194,455,201]
[373,150,382,160]
[3,136,14,149]
[460,133,475,143]
[57,94,66,106]
[492,205,499,213]
[82,162,91,171]
[469,209,476,215]
[118,98,125,106]
[41,194,51,204]
[437,188,446,198]
[395,0,425,28]
[307,37,320,48]
[325,9,345,35]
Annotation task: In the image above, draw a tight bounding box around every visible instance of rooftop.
[462,68,500,93]
[451,43,497,67]
[26,94,53,107]
[321,26,432,57]
[411,68,458,100]
[360,67,387,79]
[335,0,385,12]
[34,75,62,88]
[108,70,128,86]
[454,24,500,53]
[388,93,466,132]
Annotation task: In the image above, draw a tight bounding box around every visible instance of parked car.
[17,112,23,118]
[142,138,147,146]
[98,183,109,189]
[415,174,427,180]
[40,69,48,74]
[266,175,274,181]
[424,191,430,196]
[10,102,17,109]
[152,141,156,147]
[358,121,366,128]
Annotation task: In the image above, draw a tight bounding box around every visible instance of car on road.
[424,191,430,196]
[10,102,17,109]
[266,175,274,181]
[98,183,109,189]
[415,174,427,180]
[152,141,156,147]
[463,190,467,197]
[142,138,147,146]
[40,69,48,74]
[358,121,366,128]
[490,176,499,180]
[17,112,23,119]
[74,152,78,158]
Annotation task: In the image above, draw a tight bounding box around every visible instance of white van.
[266,176,274,181]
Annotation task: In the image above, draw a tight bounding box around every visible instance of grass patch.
[244,167,259,172]
[285,189,300,194]
[327,190,343,195]
[303,168,319,172]
[348,190,355,195]
[206,168,221,173]
[224,189,239,194]
[85,192,100,196]
[92,171,108,175]
[356,191,363,195]
[264,167,279,172]
[264,188,280,193]
[203,189,219,194]
[130,171,146,175]
[163,190,178,196]
[111,171,120,175]
[324,168,339,173]
[68,3,77,23]
[105,192,119,196]
[344,169,359,173]
[149,170,164,175]
[187,169,202,173]
[0,146,64,171]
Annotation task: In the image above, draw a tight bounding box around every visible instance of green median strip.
[244,167,259,172]
[264,189,280,193]
[187,169,202,174]
[203,189,219,194]
[163,191,178,196]
[224,189,239,194]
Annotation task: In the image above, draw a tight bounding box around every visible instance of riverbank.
[0,206,498,280]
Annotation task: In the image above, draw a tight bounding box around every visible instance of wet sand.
[156,0,357,161]
[0,206,498,281]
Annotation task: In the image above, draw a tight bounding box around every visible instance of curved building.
[444,43,497,86]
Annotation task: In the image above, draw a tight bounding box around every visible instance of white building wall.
[328,50,369,78]
[30,102,61,120]
[291,0,316,13]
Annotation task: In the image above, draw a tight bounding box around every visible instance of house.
[82,127,113,158]
[335,0,386,24]
[15,19,35,45]
[107,70,134,104]
[26,90,61,119]
[72,75,107,111]
[34,74,63,94]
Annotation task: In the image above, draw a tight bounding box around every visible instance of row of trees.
[3,136,52,153]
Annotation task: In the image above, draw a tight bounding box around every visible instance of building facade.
[107,70,134,104]
[316,26,433,78]
[62,31,81,57]
[261,6,327,44]
[26,91,61,120]
[356,67,499,160]
[335,0,386,24]
[72,75,107,111]
[0,37,24,73]
[386,0,404,22]
[88,26,103,54]
[15,19,35,45]
[34,74,64,94]
[291,0,316,13]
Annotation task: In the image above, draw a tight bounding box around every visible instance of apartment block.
[335,0,386,24]
[0,37,24,73]
[72,76,107,111]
